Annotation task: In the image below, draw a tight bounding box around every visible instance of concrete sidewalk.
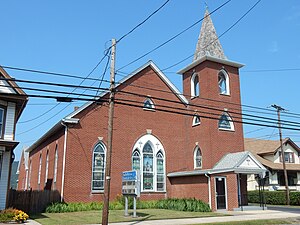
[104,210,300,225]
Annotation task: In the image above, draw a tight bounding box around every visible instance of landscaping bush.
[156,198,211,212]
[45,197,211,213]
[248,191,300,205]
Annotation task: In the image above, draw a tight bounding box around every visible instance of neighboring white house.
[0,67,27,210]
[245,138,300,191]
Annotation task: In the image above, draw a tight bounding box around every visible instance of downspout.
[205,173,211,209]
[61,122,68,202]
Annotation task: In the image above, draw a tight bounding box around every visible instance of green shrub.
[248,191,300,205]
[45,197,211,213]
[155,198,211,212]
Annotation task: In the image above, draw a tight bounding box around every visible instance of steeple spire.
[193,9,227,61]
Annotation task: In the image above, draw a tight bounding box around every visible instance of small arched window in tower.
[191,73,199,98]
[218,69,230,95]
[143,98,155,110]
[194,146,202,169]
[218,112,234,131]
[192,114,201,126]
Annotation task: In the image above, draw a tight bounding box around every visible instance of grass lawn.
[31,209,225,225]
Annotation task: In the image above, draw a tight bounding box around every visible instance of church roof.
[194,9,226,61]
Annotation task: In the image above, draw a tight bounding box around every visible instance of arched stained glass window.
[143,142,154,190]
[194,146,202,169]
[143,98,155,110]
[53,145,58,185]
[218,112,234,131]
[92,142,106,191]
[156,151,164,191]
[132,149,140,170]
[132,135,165,192]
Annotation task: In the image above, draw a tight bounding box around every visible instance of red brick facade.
[18,58,248,211]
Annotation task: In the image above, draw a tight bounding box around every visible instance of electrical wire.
[116,0,232,71]
[117,0,170,44]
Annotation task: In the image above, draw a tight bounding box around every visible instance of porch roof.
[167,151,267,178]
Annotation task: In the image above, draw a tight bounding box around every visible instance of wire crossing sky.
[1,0,300,160]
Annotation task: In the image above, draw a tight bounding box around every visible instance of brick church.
[18,10,266,211]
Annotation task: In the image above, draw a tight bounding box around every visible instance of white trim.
[177,55,244,74]
[61,122,68,201]
[132,133,166,192]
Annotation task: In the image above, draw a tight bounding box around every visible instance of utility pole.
[271,104,290,205]
[102,38,116,225]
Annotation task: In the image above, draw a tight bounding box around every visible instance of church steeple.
[194,9,226,61]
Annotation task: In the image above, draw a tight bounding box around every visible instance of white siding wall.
[0,151,10,210]
[4,102,16,140]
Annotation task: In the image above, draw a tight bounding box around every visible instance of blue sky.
[1,0,300,160]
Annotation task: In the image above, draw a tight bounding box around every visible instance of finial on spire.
[204,2,209,10]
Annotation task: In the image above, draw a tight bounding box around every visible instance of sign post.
[122,170,140,217]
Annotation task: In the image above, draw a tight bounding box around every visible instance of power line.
[162,0,262,71]
[116,91,300,128]
[116,0,232,71]
[117,0,170,44]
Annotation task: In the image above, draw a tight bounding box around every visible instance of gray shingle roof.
[194,9,226,61]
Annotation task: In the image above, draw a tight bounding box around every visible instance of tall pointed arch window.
[92,142,106,191]
[191,73,199,98]
[218,112,234,131]
[38,154,42,187]
[53,145,58,185]
[132,134,165,192]
[218,69,230,95]
[143,98,155,110]
[45,150,49,184]
[194,146,202,169]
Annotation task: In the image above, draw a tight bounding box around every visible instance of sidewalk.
[104,209,300,225]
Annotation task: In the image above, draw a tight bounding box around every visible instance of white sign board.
[122,170,140,197]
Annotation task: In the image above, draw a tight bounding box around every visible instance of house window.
[191,73,199,98]
[218,70,230,95]
[143,98,155,110]
[53,145,58,184]
[92,142,106,191]
[38,154,42,186]
[0,108,4,137]
[279,152,295,163]
[218,112,234,131]
[45,151,49,184]
[132,135,165,192]
[194,146,202,169]
[192,115,201,126]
